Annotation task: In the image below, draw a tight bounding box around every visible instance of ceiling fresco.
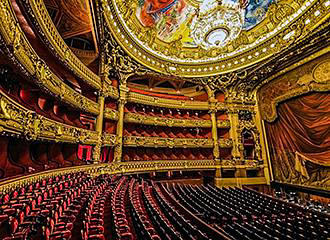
[102,0,329,77]
[135,0,275,48]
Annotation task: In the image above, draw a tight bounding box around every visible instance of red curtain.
[265,92,330,186]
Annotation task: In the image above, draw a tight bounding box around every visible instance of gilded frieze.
[102,133,117,146]
[127,91,210,110]
[0,0,99,115]
[107,160,216,174]
[0,165,101,194]
[102,0,329,77]
[123,136,214,148]
[258,52,330,122]
[20,0,102,90]
[0,90,99,144]
[124,112,213,127]
[104,108,119,120]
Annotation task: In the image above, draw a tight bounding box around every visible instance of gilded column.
[113,83,128,162]
[206,87,221,178]
[228,108,241,160]
[210,104,220,160]
[255,104,272,185]
[92,94,105,163]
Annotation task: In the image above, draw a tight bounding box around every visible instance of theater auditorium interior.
[0,0,329,239]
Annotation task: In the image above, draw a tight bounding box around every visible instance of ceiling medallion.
[191,0,248,49]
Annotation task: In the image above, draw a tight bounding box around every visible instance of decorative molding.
[124,112,214,128]
[218,139,234,149]
[102,0,329,77]
[123,136,214,148]
[0,0,100,115]
[102,81,119,99]
[217,120,231,128]
[104,108,119,120]
[0,90,99,144]
[105,160,216,174]
[127,91,210,110]
[0,165,100,194]
[20,0,102,90]
[102,133,116,146]
[258,53,330,122]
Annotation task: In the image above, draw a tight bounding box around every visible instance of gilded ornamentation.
[104,108,119,120]
[0,0,100,115]
[21,0,102,90]
[101,0,328,77]
[127,91,209,110]
[124,112,217,128]
[102,133,116,146]
[258,53,330,122]
[123,136,215,148]
[0,90,99,144]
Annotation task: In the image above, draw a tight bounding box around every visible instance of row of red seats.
[0,172,89,239]
[125,104,211,120]
[111,177,134,239]
[129,179,161,239]
[124,125,212,139]
[0,172,112,240]
[0,83,92,129]
[81,179,112,240]
[123,148,213,161]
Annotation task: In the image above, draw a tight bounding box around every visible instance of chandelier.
[190,0,248,50]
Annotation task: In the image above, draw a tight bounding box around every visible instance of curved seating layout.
[1,175,329,239]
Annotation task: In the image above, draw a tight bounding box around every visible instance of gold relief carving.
[109,160,216,174]
[102,84,119,99]
[23,0,102,89]
[124,112,213,127]
[123,136,214,148]
[221,159,260,168]
[258,54,330,122]
[312,61,330,83]
[0,165,103,194]
[102,133,116,146]
[0,91,99,145]
[218,139,233,148]
[127,92,209,110]
[92,141,102,163]
[101,0,328,77]
[217,120,231,128]
[100,160,263,175]
[0,0,99,115]
[104,108,119,120]
[268,3,295,25]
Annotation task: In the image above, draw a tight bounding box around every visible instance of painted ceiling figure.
[140,0,186,27]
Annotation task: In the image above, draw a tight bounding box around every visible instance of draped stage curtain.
[265,92,330,188]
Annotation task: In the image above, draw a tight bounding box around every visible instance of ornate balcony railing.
[124,112,212,127]
[104,108,119,120]
[127,91,212,110]
[123,136,233,148]
[21,0,101,89]
[0,90,99,144]
[102,133,117,146]
[0,0,99,114]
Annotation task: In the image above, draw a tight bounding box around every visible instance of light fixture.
[190,0,248,49]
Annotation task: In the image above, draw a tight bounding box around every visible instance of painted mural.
[135,0,275,46]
